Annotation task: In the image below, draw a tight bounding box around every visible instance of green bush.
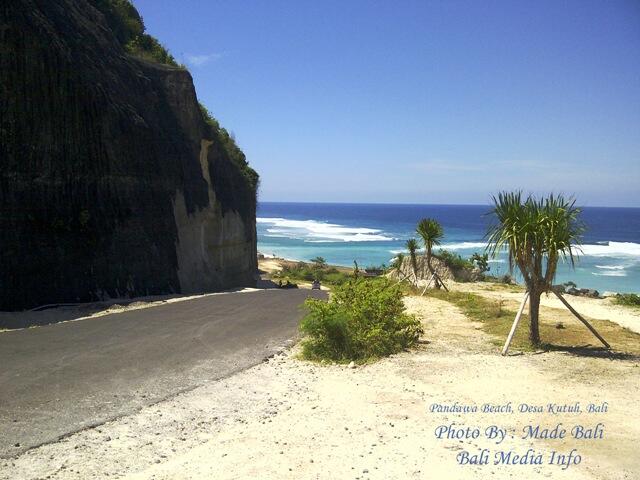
[470,252,490,273]
[273,262,351,285]
[435,249,472,271]
[614,293,640,307]
[199,104,259,194]
[299,278,423,362]
[125,34,179,66]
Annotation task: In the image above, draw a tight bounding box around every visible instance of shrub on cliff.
[300,278,423,362]
[94,0,179,66]
[199,104,259,195]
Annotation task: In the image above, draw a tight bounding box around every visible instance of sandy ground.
[3,290,638,480]
[257,256,332,291]
[449,281,640,334]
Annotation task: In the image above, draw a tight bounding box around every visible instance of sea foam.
[579,242,640,257]
[592,271,627,277]
[257,217,394,242]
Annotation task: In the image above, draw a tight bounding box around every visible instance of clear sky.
[133,0,640,207]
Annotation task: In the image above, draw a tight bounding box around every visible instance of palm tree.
[486,192,584,345]
[405,239,420,285]
[310,256,327,269]
[416,218,444,288]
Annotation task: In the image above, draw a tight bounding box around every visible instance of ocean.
[257,202,640,294]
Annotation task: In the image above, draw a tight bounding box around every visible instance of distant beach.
[258,202,640,293]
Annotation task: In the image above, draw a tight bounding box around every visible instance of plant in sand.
[405,238,420,285]
[416,218,444,288]
[391,252,408,281]
[486,191,585,345]
[470,252,490,274]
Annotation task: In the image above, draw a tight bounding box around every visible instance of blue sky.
[133,0,640,207]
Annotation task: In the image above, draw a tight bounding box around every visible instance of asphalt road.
[0,288,325,458]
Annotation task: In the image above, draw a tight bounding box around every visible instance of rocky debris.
[559,283,601,298]
[553,284,566,293]
[566,288,601,298]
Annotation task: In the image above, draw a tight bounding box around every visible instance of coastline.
[257,203,640,294]
[258,254,640,335]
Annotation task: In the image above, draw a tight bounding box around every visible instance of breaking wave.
[258,217,395,242]
[579,242,640,257]
[592,271,627,277]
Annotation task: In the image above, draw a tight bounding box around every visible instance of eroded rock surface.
[0,0,257,309]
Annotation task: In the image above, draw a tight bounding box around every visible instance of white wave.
[595,265,626,270]
[263,233,291,239]
[257,217,394,242]
[592,271,627,277]
[488,259,506,263]
[437,240,640,257]
[580,242,640,257]
[439,242,487,251]
[441,240,640,257]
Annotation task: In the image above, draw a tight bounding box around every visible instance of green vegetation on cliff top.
[94,0,258,194]
[199,104,259,194]
[94,0,179,66]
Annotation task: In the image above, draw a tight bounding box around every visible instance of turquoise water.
[257,202,640,294]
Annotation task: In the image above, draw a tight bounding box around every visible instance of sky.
[133,0,640,207]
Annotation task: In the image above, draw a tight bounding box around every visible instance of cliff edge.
[0,0,258,310]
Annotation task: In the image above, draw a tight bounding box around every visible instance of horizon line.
[258,199,640,209]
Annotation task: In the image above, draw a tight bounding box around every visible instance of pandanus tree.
[405,238,420,285]
[416,218,444,288]
[486,192,584,345]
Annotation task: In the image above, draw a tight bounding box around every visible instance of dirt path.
[4,292,638,479]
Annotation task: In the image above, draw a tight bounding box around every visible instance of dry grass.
[475,281,525,293]
[424,289,640,357]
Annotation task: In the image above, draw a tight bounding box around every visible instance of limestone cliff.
[0,0,258,310]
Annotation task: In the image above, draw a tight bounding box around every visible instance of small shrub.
[299,278,423,362]
[274,262,351,285]
[198,103,259,194]
[125,34,178,66]
[95,0,180,67]
[470,252,490,273]
[614,293,640,307]
[310,256,328,269]
[435,249,472,271]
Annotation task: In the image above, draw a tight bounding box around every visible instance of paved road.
[0,288,325,457]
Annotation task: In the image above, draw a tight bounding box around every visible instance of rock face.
[0,0,257,310]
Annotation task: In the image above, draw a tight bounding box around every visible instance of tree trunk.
[528,288,541,345]
[426,248,441,289]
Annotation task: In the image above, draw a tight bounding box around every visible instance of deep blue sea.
[257,202,640,293]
